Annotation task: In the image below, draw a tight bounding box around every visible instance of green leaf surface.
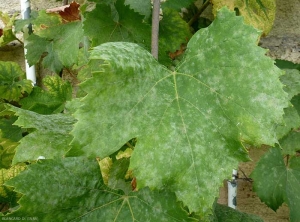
[83,0,151,48]
[25,10,83,72]
[70,8,288,215]
[20,75,72,114]
[0,116,22,142]
[279,131,300,155]
[212,203,264,222]
[280,69,300,100]
[276,106,300,140]
[251,147,300,221]
[276,59,300,71]
[0,62,33,102]
[8,106,76,164]
[124,0,151,18]
[162,0,195,11]
[5,157,195,221]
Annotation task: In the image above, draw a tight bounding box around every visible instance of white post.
[20,0,36,85]
[227,169,238,209]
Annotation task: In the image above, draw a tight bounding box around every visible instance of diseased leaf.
[212,0,276,35]
[83,0,151,48]
[0,164,26,212]
[0,62,33,102]
[0,131,18,169]
[20,75,72,114]
[5,157,195,221]
[59,1,81,22]
[159,8,192,65]
[70,8,288,215]
[0,12,17,47]
[251,147,300,222]
[8,106,76,164]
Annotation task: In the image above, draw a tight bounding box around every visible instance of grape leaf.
[162,0,195,11]
[0,116,22,142]
[0,12,17,47]
[280,69,300,100]
[5,157,195,221]
[59,1,81,22]
[124,0,151,18]
[0,164,25,212]
[83,0,151,48]
[20,75,72,114]
[8,106,76,164]
[70,8,288,215]
[212,203,263,222]
[251,147,300,222]
[159,8,192,65]
[25,10,83,72]
[211,0,276,35]
[0,131,18,169]
[276,106,300,140]
[279,131,300,155]
[0,62,33,102]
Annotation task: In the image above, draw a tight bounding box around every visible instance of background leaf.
[70,8,288,216]
[5,157,195,221]
[83,0,151,48]
[211,0,276,35]
[20,75,72,114]
[251,147,300,222]
[9,106,76,164]
[0,62,33,102]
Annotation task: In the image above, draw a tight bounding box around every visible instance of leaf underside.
[70,8,288,215]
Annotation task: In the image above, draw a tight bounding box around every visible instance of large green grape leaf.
[251,147,300,222]
[5,157,195,221]
[25,10,83,73]
[70,8,288,216]
[212,0,276,35]
[8,106,76,164]
[0,62,33,102]
[83,0,151,48]
[20,75,72,114]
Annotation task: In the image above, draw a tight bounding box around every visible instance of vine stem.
[151,0,160,59]
[188,0,210,27]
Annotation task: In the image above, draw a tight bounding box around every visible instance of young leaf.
[0,12,17,47]
[0,62,33,102]
[251,147,300,222]
[211,0,276,35]
[8,106,76,164]
[20,75,72,114]
[70,8,288,215]
[83,0,151,48]
[5,157,195,221]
